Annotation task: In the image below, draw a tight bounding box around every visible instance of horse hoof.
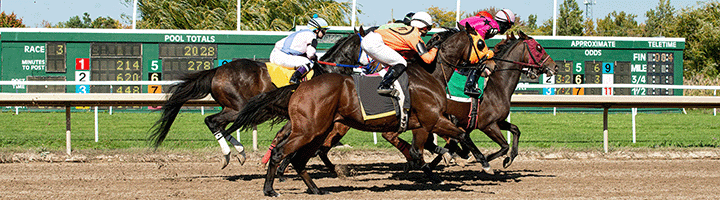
[307,189,328,195]
[221,154,231,169]
[441,152,453,165]
[483,166,494,175]
[503,157,513,168]
[264,190,280,197]
[455,157,468,168]
[236,153,247,166]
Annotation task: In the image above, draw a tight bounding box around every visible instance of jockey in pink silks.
[458,9,516,97]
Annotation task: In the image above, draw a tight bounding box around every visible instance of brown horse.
[272,30,559,180]
[148,28,368,169]
[270,24,500,181]
[223,24,496,196]
[426,31,558,169]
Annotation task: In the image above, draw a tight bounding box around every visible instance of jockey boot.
[289,63,311,84]
[464,69,481,98]
[377,64,406,96]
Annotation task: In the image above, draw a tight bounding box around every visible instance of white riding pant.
[270,49,311,70]
[361,32,407,68]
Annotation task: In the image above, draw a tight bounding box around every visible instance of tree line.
[0,0,717,79]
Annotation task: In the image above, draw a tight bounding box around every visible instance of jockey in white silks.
[269,14,330,84]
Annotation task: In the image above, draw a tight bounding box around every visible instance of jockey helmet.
[495,9,516,25]
[410,11,433,29]
[307,14,329,31]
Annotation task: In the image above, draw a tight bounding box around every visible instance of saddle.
[446,71,485,130]
[352,71,411,131]
[264,62,314,87]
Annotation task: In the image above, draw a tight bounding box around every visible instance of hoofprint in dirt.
[1,149,719,199]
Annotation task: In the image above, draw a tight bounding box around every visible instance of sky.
[1,0,708,28]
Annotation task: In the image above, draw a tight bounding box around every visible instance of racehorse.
[425,31,558,169]
[223,23,497,196]
[272,30,559,181]
[148,27,369,169]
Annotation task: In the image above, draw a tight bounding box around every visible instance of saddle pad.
[352,73,410,120]
[265,62,314,88]
[447,71,484,101]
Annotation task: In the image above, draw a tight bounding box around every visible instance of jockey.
[361,11,438,96]
[269,14,329,84]
[458,9,516,97]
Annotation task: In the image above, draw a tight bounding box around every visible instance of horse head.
[494,31,558,79]
[430,22,497,77]
[315,27,368,75]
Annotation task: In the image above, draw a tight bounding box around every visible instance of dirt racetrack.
[2,149,720,199]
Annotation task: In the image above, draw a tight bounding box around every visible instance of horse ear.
[457,22,465,31]
[518,30,528,39]
[359,26,366,36]
[510,32,516,40]
[464,22,476,35]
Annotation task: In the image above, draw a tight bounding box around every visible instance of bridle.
[437,31,491,72]
[493,39,550,69]
[317,33,380,73]
[438,31,491,86]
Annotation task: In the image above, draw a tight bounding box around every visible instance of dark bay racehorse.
[270,24,500,181]
[272,30,559,180]
[426,31,558,169]
[223,24,496,196]
[149,28,368,169]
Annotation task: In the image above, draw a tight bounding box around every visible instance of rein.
[492,41,549,69]
[317,33,381,73]
[437,32,490,73]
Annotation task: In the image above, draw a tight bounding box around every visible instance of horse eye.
[476,40,486,50]
[536,45,543,51]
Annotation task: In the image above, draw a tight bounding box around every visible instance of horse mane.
[425,27,460,49]
[316,33,359,75]
[320,33,356,61]
[493,33,521,59]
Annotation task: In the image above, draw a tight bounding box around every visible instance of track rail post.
[65,104,72,155]
[603,105,610,153]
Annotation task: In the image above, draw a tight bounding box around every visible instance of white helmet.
[410,11,433,29]
[495,9,516,24]
[307,14,329,30]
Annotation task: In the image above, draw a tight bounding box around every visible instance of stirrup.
[377,87,398,96]
[464,88,481,98]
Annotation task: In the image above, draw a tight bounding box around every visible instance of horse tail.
[222,84,299,138]
[149,68,218,148]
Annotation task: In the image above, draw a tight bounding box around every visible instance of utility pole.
[584,0,597,20]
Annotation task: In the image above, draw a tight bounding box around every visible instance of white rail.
[3,81,720,90]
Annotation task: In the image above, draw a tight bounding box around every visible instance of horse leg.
[224,135,246,165]
[444,138,470,167]
[276,153,294,182]
[205,110,240,169]
[432,116,492,173]
[498,120,521,168]
[290,144,328,195]
[262,122,293,165]
[380,132,414,162]
[263,136,290,197]
[480,123,509,164]
[410,128,444,184]
[317,122,350,174]
[425,137,452,169]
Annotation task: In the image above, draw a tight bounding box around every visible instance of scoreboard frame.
[0,28,685,112]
